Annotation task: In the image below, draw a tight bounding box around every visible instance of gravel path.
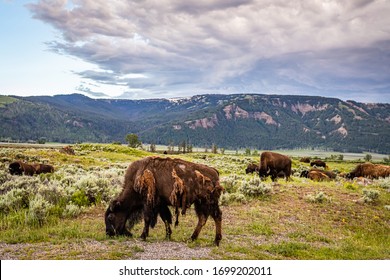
[0,240,214,260]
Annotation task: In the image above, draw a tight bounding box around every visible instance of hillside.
[0,93,389,153]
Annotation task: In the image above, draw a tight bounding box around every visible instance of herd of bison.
[7,151,390,246]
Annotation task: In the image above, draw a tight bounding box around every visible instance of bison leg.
[191,214,208,242]
[175,210,179,227]
[210,205,223,246]
[191,202,209,242]
[140,219,150,240]
[159,205,173,240]
[140,206,153,240]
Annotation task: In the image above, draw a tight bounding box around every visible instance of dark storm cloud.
[27,0,390,102]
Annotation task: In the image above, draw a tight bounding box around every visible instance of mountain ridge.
[0,93,389,153]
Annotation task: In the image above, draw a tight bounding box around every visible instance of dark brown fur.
[105,156,224,246]
[259,151,292,181]
[310,160,327,168]
[300,157,311,163]
[347,163,390,179]
[301,169,336,181]
[33,163,54,174]
[245,163,259,174]
[9,161,36,176]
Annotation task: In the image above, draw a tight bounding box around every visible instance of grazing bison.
[310,160,327,168]
[346,163,390,179]
[245,163,259,174]
[9,161,35,176]
[258,151,292,181]
[33,163,55,174]
[105,156,224,246]
[300,157,311,163]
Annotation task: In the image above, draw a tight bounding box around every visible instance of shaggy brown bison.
[9,161,35,176]
[310,160,327,168]
[258,151,292,181]
[105,156,224,246]
[346,163,390,179]
[300,157,311,163]
[245,163,259,174]
[300,169,336,181]
[33,163,55,174]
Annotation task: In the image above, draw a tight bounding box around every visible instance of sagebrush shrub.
[239,177,272,197]
[373,178,390,190]
[0,188,30,213]
[26,194,53,227]
[221,174,246,193]
[362,189,380,203]
[305,191,330,203]
[62,203,83,218]
[219,192,247,205]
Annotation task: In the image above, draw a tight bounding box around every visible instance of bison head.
[104,200,131,237]
[245,163,259,174]
[300,170,309,178]
[9,162,23,175]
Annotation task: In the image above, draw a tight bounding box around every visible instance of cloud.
[27,0,390,102]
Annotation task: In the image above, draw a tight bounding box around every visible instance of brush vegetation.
[0,143,389,259]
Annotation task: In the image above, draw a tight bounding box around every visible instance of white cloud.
[27,0,390,102]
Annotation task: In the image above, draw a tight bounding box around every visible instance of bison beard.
[258,151,292,182]
[105,156,224,246]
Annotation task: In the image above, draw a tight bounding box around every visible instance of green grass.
[0,96,18,108]
[0,144,389,260]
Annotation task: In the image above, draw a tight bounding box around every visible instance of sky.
[1,0,390,103]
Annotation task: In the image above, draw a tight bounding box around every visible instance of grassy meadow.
[0,143,389,260]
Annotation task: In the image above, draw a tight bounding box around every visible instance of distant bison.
[105,156,224,245]
[300,157,311,163]
[346,163,390,179]
[9,161,35,176]
[33,163,54,174]
[258,151,292,181]
[310,160,327,168]
[245,163,259,174]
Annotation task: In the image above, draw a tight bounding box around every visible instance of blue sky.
[1,0,389,103]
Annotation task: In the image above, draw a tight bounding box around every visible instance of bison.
[9,161,35,176]
[310,160,327,168]
[105,156,224,246]
[258,151,292,182]
[346,163,390,179]
[300,157,311,163]
[33,163,54,174]
[245,163,259,174]
[301,169,336,181]
[300,169,336,181]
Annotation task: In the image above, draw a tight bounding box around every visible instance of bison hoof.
[140,233,147,240]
